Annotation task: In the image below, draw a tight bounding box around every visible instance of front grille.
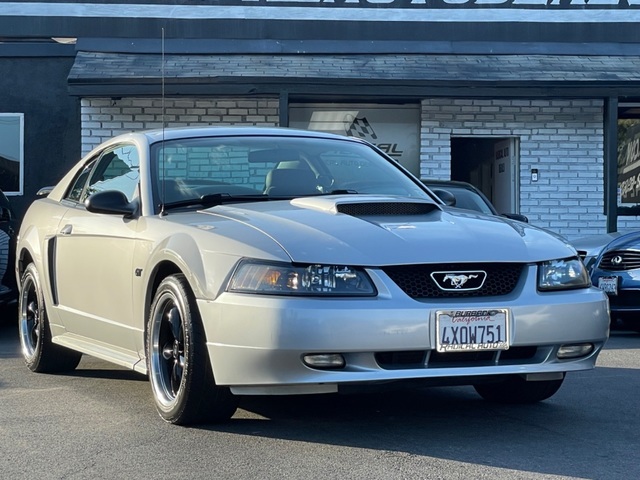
[374,347,539,369]
[598,250,640,271]
[607,290,640,309]
[382,263,524,298]
[337,202,436,216]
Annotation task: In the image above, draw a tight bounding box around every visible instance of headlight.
[537,257,591,291]
[227,261,377,296]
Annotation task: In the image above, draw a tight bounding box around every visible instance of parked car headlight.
[228,261,377,296]
[538,257,591,291]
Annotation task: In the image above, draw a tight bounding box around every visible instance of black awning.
[68,51,640,98]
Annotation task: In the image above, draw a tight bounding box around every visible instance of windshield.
[150,135,431,210]
[426,184,495,215]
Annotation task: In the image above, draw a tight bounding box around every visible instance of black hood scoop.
[290,195,441,216]
[336,202,438,216]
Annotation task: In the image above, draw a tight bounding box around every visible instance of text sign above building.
[4,0,640,8]
[4,1,640,41]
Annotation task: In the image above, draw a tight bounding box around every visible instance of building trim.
[67,52,640,98]
[3,3,640,23]
[74,38,640,57]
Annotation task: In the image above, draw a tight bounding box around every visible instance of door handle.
[60,224,73,235]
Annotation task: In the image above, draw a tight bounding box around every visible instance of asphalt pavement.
[1,312,639,480]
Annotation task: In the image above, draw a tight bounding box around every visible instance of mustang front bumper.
[199,267,610,395]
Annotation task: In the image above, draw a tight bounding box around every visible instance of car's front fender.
[15,199,70,330]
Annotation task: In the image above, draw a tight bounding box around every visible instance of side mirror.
[0,206,10,222]
[37,186,54,197]
[431,188,456,207]
[85,191,137,217]
[501,213,529,223]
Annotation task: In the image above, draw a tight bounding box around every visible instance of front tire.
[473,375,565,404]
[147,274,238,425]
[19,263,82,373]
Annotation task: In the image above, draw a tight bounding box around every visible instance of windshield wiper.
[326,189,359,195]
[160,193,271,212]
[160,190,360,213]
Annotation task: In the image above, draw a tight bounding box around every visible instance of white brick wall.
[421,98,639,238]
[80,96,638,238]
[81,97,279,155]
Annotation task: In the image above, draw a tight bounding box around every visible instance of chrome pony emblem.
[443,274,477,288]
[431,271,487,291]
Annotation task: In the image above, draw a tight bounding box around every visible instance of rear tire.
[473,375,564,404]
[19,263,82,373]
[147,274,238,425]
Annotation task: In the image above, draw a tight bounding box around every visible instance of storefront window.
[617,119,640,208]
[290,104,420,177]
[0,114,24,195]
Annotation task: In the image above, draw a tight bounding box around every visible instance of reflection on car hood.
[599,230,640,253]
[571,232,623,257]
[196,196,574,265]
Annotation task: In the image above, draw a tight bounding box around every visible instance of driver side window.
[83,145,140,203]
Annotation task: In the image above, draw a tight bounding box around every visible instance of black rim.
[19,274,40,358]
[151,291,186,406]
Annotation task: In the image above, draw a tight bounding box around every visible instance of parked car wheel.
[473,375,564,404]
[19,263,82,373]
[147,274,238,425]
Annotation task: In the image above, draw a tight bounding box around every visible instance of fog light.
[303,353,345,369]
[557,343,594,359]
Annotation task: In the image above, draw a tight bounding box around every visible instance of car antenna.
[159,27,167,217]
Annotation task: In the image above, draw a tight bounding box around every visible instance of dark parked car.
[571,231,631,273]
[423,180,528,223]
[590,231,640,330]
[0,188,17,308]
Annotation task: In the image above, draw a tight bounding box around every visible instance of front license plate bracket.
[597,276,619,296]
[436,309,510,352]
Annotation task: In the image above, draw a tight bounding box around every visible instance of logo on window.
[346,117,378,140]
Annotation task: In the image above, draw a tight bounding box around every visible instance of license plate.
[436,309,509,352]
[598,276,619,295]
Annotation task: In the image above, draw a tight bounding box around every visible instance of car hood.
[571,232,623,257]
[599,230,640,253]
[196,195,574,265]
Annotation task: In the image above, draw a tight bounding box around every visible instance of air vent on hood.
[337,202,437,216]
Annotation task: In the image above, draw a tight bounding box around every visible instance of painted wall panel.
[0,56,81,219]
[1,2,639,42]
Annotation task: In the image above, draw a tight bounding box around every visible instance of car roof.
[139,126,357,144]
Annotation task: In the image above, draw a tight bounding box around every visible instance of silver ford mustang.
[16,127,609,425]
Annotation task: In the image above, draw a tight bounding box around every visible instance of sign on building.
[618,121,640,205]
[290,104,420,176]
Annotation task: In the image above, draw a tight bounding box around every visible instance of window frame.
[0,113,24,196]
[63,143,140,206]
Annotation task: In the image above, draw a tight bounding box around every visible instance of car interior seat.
[264,168,319,196]
[161,178,196,203]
